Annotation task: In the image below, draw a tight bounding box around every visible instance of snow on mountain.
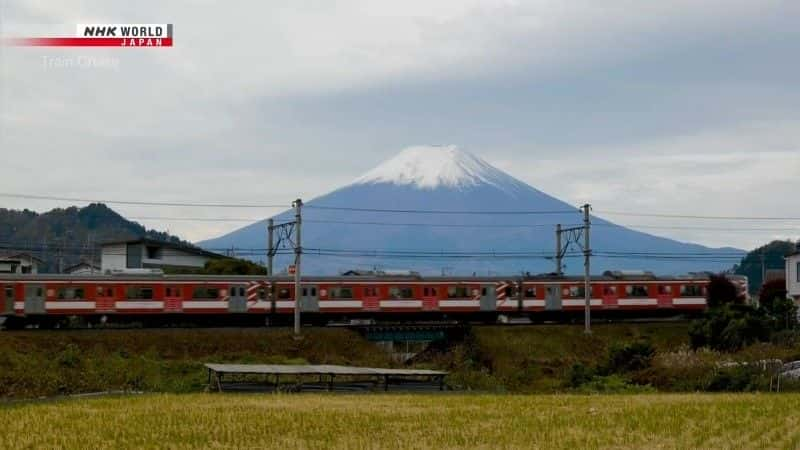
[199,145,744,275]
[352,145,527,193]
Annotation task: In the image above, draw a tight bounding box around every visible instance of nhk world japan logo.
[4,24,173,47]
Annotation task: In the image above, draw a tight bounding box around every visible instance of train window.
[36,288,43,297]
[165,286,182,297]
[568,286,586,298]
[447,286,470,298]
[603,286,617,296]
[658,285,672,295]
[524,287,536,298]
[192,287,219,299]
[626,285,649,297]
[4,285,13,300]
[680,285,703,297]
[126,286,154,300]
[302,288,308,296]
[329,287,353,299]
[96,286,114,297]
[311,288,317,296]
[389,287,414,299]
[57,287,84,299]
[423,287,437,296]
[277,288,291,299]
[481,288,487,296]
[364,287,378,297]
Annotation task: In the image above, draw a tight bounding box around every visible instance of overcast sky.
[1,1,799,250]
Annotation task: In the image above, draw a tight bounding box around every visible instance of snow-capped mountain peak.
[352,145,517,190]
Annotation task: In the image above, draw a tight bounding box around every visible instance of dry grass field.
[2,393,800,449]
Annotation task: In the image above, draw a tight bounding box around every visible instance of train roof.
[0,273,712,283]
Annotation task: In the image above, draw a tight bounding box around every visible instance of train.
[0,270,747,328]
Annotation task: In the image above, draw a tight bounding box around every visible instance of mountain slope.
[199,146,744,275]
[0,203,191,272]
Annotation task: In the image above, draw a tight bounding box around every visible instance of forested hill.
[733,240,798,294]
[0,203,190,272]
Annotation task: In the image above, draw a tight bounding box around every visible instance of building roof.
[63,261,101,273]
[100,237,226,259]
[0,252,44,264]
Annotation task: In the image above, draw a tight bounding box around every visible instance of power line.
[596,223,800,233]
[0,193,288,209]
[597,210,800,221]
[306,205,580,215]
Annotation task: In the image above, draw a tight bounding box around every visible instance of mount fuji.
[199,146,743,275]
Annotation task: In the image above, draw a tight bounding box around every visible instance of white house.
[787,248,800,301]
[100,238,226,273]
[0,252,42,274]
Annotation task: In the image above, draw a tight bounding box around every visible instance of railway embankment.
[1,323,800,399]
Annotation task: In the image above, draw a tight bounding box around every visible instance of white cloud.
[1,1,799,249]
[492,120,800,249]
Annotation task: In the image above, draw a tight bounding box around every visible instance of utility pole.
[293,199,303,337]
[555,224,562,276]
[582,204,592,335]
[554,204,592,334]
[266,203,302,336]
[267,218,274,276]
[760,250,766,286]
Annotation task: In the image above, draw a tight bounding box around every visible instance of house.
[63,261,101,275]
[0,252,42,274]
[100,238,226,273]
[786,246,800,301]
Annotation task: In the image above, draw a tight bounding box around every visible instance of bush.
[706,366,769,392]
[689,304,771,351]
[566,362,595,388]
[606,340,655,373]
[575,375,655,394]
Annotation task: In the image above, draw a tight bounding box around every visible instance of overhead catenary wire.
[595,210,800,221]
[0,193,288,209]
[304,205,581,215]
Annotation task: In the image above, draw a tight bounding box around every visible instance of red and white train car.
[0,272,717,327]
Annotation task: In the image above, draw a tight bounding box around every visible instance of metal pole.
[267,218,274,276]
[293,199,303,337]
[583,204,591,335]
[555,224,562,276]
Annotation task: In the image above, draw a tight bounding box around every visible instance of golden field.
[2,393,800,449]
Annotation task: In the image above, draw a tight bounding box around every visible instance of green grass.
[3,393,800,449]
[2,323,799,398]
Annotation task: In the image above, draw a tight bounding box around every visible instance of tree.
[757,278,796,331]
[690,274,771,351]
[706,274,744,308]
[733,240,798,295]
[202,258,267,275]
[759,278,787,311]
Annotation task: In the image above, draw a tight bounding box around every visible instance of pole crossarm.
[268,221,298,257]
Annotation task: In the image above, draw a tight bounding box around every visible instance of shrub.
[690,304,771,351]
[575,375,655,394]
[606,340,655,373]
[566,362,595,388]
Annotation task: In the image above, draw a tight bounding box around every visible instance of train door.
[2,284,14,314]
[228,284,248,313]
[545,285,562,311]
[24,284,45,315]
[300,285,319,312]
[480,284,496,311]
